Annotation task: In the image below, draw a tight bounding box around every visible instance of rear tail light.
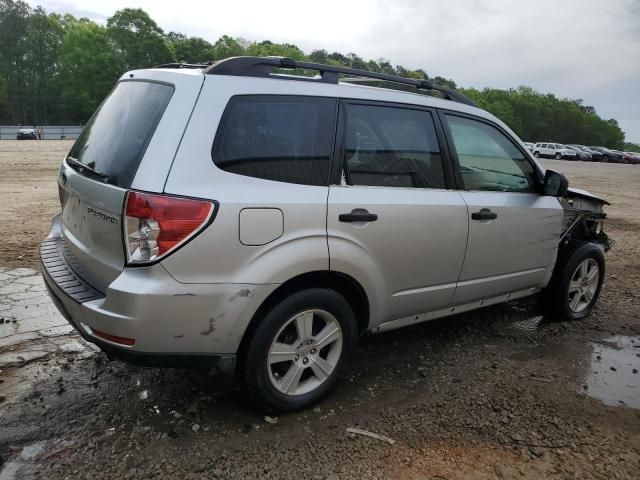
[124,191,215,265]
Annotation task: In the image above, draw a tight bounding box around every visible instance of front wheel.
[541,242,605,321]
[534,151,540,158]
[555,152,562,159]
[241,288,357,412]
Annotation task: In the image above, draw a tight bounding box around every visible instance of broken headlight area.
[561,188,613,252]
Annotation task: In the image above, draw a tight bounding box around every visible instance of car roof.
[128,66,511,134]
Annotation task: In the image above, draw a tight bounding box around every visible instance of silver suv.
[42,57,610,412]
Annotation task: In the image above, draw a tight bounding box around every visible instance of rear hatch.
[59,79,176,292]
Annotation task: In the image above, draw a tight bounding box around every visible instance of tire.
[534,151,540,158]
[555,152,562,160]
[241,288,357,412]
[541,241,605,321]
[602,155,609,163]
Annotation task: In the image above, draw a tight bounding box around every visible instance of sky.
[28,0,640,142]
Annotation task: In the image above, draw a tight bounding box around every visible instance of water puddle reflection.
[489,299,545,336]
[502,315,544,334]
[0,440,50,480]
[583,336,640,408]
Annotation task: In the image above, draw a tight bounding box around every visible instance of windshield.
[67,81,174,187]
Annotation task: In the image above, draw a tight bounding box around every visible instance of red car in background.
[623,152,640,165]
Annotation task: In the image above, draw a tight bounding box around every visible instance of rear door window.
[212,95,337,186]
[67,81,174,188]
[342,103,446,189]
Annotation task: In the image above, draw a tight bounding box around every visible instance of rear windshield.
[67,81,174,187]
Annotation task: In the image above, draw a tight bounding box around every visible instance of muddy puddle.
[0,440,51,480]
[484,300,546,336]
[497,314,544,335]
[582,335,640,408]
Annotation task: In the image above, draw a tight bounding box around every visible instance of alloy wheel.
[568,258,600,313]
[267,309,343,396]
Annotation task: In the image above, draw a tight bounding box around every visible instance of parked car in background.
[625,152,640,165]
[566,145,592,161]
[615,151,640,164]
[588,147,622,163]
[523,142,535,152]
[533,143,578,160]
[16,128,38,140]
[569,145,602,162]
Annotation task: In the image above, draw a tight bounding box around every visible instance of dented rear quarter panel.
[86,264,278,353]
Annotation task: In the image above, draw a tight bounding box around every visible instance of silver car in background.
[566,145,593,161]
[42,57,611,412]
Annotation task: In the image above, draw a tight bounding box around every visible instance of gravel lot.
[0,140,639,479]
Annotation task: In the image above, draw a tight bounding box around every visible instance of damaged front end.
[560,188,613,252]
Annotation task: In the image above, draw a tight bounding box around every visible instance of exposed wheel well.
[235,271,369,375]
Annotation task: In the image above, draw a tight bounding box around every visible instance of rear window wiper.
[66,156,110,182]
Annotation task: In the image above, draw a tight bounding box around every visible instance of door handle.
[471,208,497,221]
[339,209,378,223]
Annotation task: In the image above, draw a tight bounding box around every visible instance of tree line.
[0,0,630,149]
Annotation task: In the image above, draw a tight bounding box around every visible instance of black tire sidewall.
[544,242,605,321]
[242,288,357,413]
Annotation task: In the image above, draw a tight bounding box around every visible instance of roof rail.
[155,62,213,69]
[203,56,476,107]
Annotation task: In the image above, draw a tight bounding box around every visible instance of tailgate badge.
[87,207,118,225]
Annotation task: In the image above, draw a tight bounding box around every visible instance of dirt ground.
[0,140,639,479]
[0,141,69,269]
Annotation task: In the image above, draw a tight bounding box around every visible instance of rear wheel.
[534,151,540,158]
[541,242,605,321]
[241,288,357,412]
[555,152,562,160]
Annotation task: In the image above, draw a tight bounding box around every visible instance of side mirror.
[543,169,569,197]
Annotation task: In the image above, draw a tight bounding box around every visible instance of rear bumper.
[41,216,276,373]
[42,273,234,373]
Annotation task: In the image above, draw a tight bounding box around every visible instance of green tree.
[0,0,31,123]
[309,49,329,64]
[23,8,64,124]
[58,22,124,122]
[460,86,625,149]
[106,8,175,69]
[623,142,640,153]
[246,40,305,60]
[211,35,245,60]
[168,33,215,63]
[328,52,348,64]
[0,2,630,146]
